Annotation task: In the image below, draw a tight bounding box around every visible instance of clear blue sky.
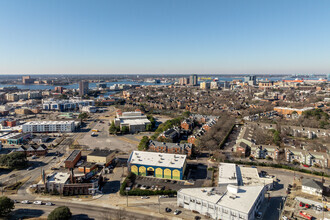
[0,0,329,75]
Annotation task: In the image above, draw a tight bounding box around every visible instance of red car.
[300,202,304,207]
[305,204,310,208]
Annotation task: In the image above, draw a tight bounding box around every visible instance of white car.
[173,209,181,215]
[33,201,42,205]
[45,202,53,206]
[141,196,150,199]
[21,200,30,204]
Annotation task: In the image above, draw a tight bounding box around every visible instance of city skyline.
[1,0,330,75]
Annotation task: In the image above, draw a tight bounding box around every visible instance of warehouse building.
[128,151,187,180]
[87,149,115,166]
[114,111,151,133]
[64,150,82,169]
[177,185,265,220]
[22,121,75,133]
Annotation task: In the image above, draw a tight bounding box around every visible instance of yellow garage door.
[131,165,138,175]
[164,168,171,179]
[172,169,180,180]
[155,168,163,178]
[139,166,146,176]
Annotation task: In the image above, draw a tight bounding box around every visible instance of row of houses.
[148,140,193,157]
[16,144,48,156]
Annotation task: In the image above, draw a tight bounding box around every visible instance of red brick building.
[65,150,82,169]
[148,140,193,157]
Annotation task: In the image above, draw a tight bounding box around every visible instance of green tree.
[78,112,89,123]
[48,206,72,220]
[121,126,129,134]
[147,115,156,128]
[183,111,191,118]
[273,130,281,146]
[0,152,28,169]
[146,124,152,131]
[0,196,14,217]
[109,121,117,134]
[138,136,150,151]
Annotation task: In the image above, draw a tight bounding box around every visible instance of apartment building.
[148,140,193,157]
[22,121,75,133]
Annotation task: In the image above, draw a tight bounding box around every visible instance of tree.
[48,206,72,220]
[0,152,28,169]
[183,111,191,118]
[109,121,117,134]
[78,112,89,123]
[146,124,152,131]
[121,126,129,134]
[0,196,14,217]
[273,130,281,146]
[138,136,150,151]
[147,115,156,128]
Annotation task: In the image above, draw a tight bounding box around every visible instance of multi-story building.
[42,99,95,111]
[179,77,190,86]
[148,140,193,157]
[180,119,194,131]
[273,107,314,116]
[189,74,198,86]
[301,179,323,196]
[210,81,219,90]
[250,145,280,160]
[114,111,151,133]
[22,76,35,84]
[79,80,89,96]
[177,185,265,220]
[200,82,210,90]
[128,151,187,180]
[244,75,257,86]
[22,121,75,133]
[6,91,42,102]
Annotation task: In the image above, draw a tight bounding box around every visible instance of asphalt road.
[12,201,166,220]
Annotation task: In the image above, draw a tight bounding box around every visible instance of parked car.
[27,167,34,171]
[141,196,149,199]
[33,201,42,205]
[45,202,53,206]
[159,195,168,199]
[305,204,310,208]
[140,185,147,190]
[21,200,30,204]
[256,212,262,219]
[165,208,172,213]
[173,210,181,215]
[299,202,304,207]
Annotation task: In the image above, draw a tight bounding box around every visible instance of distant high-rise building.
[244,75,257,86]
[210,81,219,90]
[79,81,89,96]
[22,76,35,84]
[200,82,210,90]
[190,74,198,86]
[179,77,190,86]
[54,86,64,94]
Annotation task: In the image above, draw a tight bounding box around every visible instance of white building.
[177,185,265,220]
[44,172,70,194]
[22,121,75,133]
[301,178,323,196]
[42,99,95,111]
[218,163,274,190]
[114,111,151,133]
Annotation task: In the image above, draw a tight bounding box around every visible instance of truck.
[299,211,312,220]
[91,129,99,132]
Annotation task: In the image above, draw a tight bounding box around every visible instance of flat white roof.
[239,166,274,186]
[179,185,264,214]
[24,121,74,125]
[218,163,239,186]
[129,151,186,169]
[47,172,70,184]
[121,118,151,126]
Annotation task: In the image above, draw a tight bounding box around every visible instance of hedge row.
[223,159,330,178]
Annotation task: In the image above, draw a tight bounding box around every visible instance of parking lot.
[133,175,205,191]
